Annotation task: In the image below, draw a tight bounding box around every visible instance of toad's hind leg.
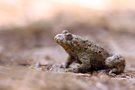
[105,55,125,75]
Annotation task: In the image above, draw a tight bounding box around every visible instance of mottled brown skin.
[54,30,125,75]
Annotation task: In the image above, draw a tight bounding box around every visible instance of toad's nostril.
[54,35,59,41]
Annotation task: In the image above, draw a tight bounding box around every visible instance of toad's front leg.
[65,55,76,68]
[66,53,91,73]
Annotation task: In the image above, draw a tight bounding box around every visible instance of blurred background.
[1,0,135,90]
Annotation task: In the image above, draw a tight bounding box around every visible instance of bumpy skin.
[54,30,125,75]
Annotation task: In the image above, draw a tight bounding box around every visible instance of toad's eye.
[65,33,73,40]
[62,30,69,34]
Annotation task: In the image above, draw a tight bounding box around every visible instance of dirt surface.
[0,11,135,90]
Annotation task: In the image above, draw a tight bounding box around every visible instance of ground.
[0,11,135,90]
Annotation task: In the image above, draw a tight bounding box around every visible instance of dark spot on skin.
[84,47,87,50]
[83,40,89,44]
[82,41,86,43]
[88,44,91,47]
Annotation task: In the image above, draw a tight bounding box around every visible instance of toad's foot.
[65,68,79,73]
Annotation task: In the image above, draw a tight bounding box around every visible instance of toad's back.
[72,39,111,69]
